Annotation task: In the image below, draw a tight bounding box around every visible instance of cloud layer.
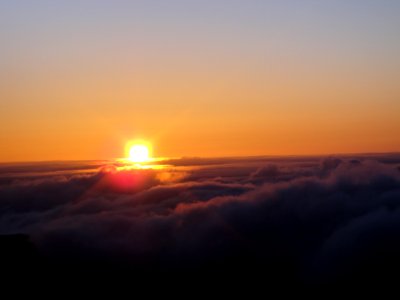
[1,155,400,285]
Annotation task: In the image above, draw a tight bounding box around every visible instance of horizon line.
[1,151,400,165]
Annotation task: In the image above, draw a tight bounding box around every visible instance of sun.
[129,144,150,163]
[124,140,153,163]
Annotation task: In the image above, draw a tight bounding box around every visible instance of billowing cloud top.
[1,154,400,286]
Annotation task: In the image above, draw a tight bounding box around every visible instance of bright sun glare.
[129,144,150,163]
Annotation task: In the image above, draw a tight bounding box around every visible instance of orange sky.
[1,1,399,162]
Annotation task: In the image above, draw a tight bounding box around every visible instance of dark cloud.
[320,157,343,172]
[1,155,400,286]
[250,163,280,179]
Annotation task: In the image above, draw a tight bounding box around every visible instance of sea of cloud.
[1,154,400,285]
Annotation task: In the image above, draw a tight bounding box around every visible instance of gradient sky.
[1,0,399,161]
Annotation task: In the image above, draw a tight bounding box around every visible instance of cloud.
[249,163,280,179]
[0,155,400,285]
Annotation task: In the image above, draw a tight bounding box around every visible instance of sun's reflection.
[116,157,170,171]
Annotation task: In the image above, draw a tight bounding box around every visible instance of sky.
[1,0,399,161]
